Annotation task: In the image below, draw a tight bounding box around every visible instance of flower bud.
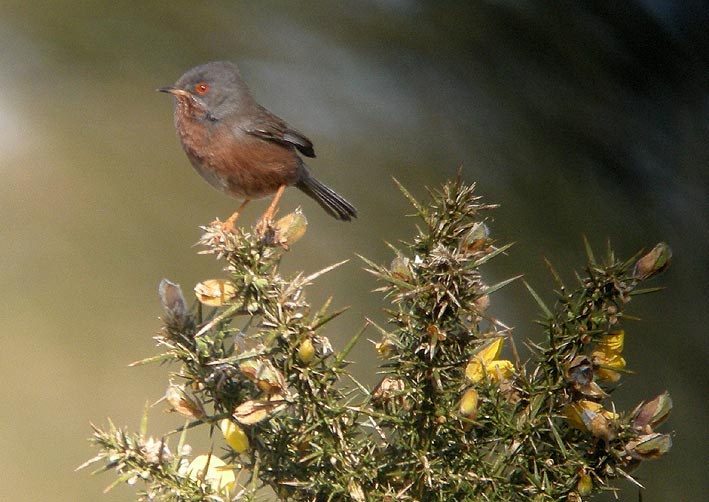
[459,388,479,420]
[297,338,315,364]
[576,472,593,496]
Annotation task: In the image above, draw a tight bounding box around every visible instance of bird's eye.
[195,82,210,95]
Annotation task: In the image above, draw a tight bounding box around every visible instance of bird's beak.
[157,87,190,97]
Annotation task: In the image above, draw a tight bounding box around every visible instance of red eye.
[195,82,209,95]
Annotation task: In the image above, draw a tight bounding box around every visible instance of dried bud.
[375,335,398,358]
[499,378,522,404]
[372,377,407,409]
[565,355,593,387]
[564,400,618,440]
[194,279,237,307]
[348,479,366,502]
[165,384,205,419]
[459,222,490,253]
[473,294,490,312]
[389,254,412,281]
[632,391,672,433]
[633,242,672,281]
[158,279,187,325]
[315,335,334,357]
[625,433,672,460]
[219,419,249,453]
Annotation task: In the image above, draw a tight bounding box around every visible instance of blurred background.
[1,1,706,500]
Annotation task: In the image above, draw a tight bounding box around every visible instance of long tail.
[296,175,357,221]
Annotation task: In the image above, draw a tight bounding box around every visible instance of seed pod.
[633,242,672,281]
[625,433,672,460]
[165,384,205,419]
[269,209,307,248]
[233,398,287,425]
[240,358,286,394]
[632,391,672,433]
[194,279,237,306]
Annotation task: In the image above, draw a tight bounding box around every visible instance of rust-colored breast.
[175,110,301,200]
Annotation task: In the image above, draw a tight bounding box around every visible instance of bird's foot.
[209,217,236,234]
[255,215,275,237]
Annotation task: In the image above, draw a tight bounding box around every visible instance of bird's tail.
[296,175,357,221]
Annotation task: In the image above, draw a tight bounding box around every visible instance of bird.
[159,61,357,231]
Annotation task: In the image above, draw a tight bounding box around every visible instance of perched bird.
[159,61,357,230]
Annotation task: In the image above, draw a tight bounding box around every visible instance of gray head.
[159,61,255,119]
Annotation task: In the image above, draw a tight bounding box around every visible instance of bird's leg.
[256,185,286,235]
[213,199,250,233]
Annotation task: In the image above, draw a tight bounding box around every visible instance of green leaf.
[523,280,553,319]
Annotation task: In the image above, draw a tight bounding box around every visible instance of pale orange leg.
[256,185,286,234]
[216,199,250,232]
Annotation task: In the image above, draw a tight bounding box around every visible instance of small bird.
[159,61,357,230]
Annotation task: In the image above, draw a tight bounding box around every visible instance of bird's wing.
[243,106,315,158]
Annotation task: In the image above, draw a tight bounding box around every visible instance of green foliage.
[81,176,673,501]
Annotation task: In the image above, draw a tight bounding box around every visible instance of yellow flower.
[486,360,515,382]
[592,330,626,383]
[465,337,515,383]
[186,454,236,494]
[595,330,624,353]
[219,419,249,454]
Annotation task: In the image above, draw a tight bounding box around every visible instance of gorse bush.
[81,176,673,501]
